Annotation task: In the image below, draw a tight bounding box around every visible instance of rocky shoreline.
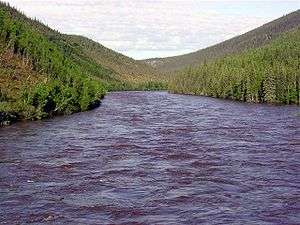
[0,112,18,126]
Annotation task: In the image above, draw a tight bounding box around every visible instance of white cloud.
[3,0,300,59]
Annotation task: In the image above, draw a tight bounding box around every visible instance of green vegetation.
[1,2,298,126]
[0,2,166,125]
[143,10,300,73]
[169,28,300,105]
[63,35,166,90]
[0,4,105,124]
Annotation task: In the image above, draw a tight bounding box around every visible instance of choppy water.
[0,91,299,224]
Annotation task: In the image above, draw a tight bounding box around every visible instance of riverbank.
[0,85,167,127]
[0,3,167,127]
[0,112,18,126]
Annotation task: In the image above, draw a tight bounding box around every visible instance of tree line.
[169,28,300,105]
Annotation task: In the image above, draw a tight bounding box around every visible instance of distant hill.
[0,2,164,125]
[64,35,161,84]
[143,10,300,73]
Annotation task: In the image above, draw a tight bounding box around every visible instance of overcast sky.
[4,0,300,59]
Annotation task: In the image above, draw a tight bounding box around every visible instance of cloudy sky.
[4,0,300,59]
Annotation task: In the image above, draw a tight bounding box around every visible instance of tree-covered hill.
[169,28,300,105]
[143,10,300,73]
[0,2,164,89]
[0,2,164,125]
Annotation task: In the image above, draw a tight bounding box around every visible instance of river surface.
[0,91,299,224]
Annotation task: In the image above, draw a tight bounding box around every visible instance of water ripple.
[0,91,299,224]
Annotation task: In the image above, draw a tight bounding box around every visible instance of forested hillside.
[143,10,300,73]
[169,28,300,105]
[0,2,164,125]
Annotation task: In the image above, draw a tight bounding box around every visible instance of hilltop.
[143,10,300,73]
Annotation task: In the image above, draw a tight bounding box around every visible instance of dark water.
[0,91,299,224]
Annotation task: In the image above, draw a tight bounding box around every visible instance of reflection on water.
[0,92,299,224]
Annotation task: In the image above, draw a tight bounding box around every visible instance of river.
[0,91,299,224]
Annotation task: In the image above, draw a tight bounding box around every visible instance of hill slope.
[65,35,162,86]
[169,28,300,105]
[0,2,163,125]
[1,2,163,89]
[143,10,300,73]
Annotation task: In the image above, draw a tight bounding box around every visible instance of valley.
[1,3,299,126]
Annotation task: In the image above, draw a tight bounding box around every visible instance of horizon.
[3,0,300,59]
